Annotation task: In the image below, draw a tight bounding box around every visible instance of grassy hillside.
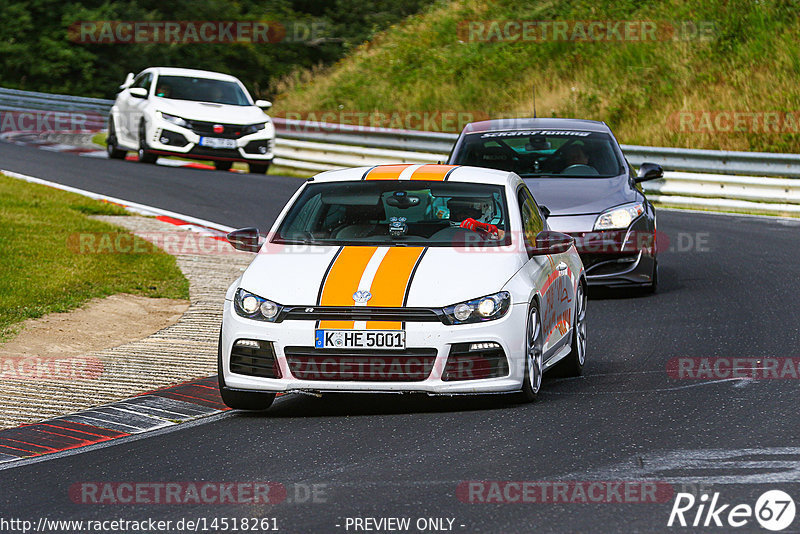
[273,0,800,152]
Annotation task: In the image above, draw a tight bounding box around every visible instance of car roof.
[144,67,241,82]
[311,164,518,187]
[461,117,611,134]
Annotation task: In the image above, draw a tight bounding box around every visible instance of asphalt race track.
[1,140,800,532]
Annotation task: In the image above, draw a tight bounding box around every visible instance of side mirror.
[227,227,262,252]
[255,99,272,110]
[119,72,134,89]
[530,230,574,255]
[635,162,664,183]
[539,205,551,219]
[129,87,148,99]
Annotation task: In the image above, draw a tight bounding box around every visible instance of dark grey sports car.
[448,118,663,292]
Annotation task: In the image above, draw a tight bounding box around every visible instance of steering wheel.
[562,164,598,176]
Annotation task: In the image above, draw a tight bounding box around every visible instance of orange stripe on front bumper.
[318,246,377,329]
[409,164,457,181]
[366,247,426,329]
[364,164,413,180]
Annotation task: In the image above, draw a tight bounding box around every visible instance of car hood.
[154,99,269,125]
[523,175,636,216]
[238,245,524,308]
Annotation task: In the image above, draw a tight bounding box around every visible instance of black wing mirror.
[530,230,574,255]
[227,227,262,252]
[635,162,664,183]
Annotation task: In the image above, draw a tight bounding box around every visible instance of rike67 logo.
[668,490,796,531]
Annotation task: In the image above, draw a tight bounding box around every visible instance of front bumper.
[220,299,528,395]
[146,117,275,163]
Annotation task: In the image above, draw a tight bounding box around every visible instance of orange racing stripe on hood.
[318,246,377,329]
[366,247,426,329]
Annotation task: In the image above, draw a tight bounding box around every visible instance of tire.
[106,119,127,160]
[644,259,658,294]
[217,332,275,411]
[214,161,233,171]
[513,301,544,403]
[137,121,157,164]
[248,163,270,174]
[551,282,587,378]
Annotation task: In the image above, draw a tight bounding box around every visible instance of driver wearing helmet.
[447,198,504,239]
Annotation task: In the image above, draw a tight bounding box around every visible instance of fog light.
[453,303,473,321]
[160,136,169,144]
[469,342,500,351]
[258,145,268,154]
[241,295,259,314]
[235,339,260,349]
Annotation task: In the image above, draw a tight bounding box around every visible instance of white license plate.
[199,137,236,149]
[315,330,406,350]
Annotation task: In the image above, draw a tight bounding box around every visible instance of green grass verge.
[0,174,189,341]
[273,0,800,153]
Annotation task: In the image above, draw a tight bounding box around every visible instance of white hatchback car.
[219,164,587,410]
[107,67,275,173]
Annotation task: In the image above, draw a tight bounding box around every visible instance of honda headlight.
[443,291,511,325]
[242,123,267,135]
[234,289,283,322]
[159,112,189,128]
[593,203,644,230]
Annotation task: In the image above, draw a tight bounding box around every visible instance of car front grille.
[284,347,437,382]
[186,120,253,139]
[280,306,444,323]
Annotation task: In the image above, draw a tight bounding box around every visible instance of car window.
[452,130,624,178]
[153,75,250,106]
[275,180,511,247]
[132,73,152,92]
[518,187,543,253]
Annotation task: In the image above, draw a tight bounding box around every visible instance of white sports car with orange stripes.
[218,164,587,410]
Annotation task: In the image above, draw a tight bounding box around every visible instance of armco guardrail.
[2,88,799,213]
[0,87,112,131]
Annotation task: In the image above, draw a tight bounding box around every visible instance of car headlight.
[593,203,644,230]
[443,291,511,325]
[242,123,267,135]
[159,112,189,128]
[234,289,283,322]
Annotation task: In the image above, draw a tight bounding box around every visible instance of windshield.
[153,75,251,106]
[451,130,624,178]
[274,181,511,247]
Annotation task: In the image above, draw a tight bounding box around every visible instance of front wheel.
[248,162,270,174]
[106,119,127,159]
[514,301,543,403]
[137,122,157,164]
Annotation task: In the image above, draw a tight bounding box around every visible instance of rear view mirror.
[636,162,664,183]
[119,72,134,89]
[530,230,574,255]
[129,87,148,99]
[227,227,262,252]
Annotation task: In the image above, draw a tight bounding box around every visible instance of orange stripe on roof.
[366,247,425,329]
[364,164,413,180]
[318,246,377,329]
[409,164,457,181]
